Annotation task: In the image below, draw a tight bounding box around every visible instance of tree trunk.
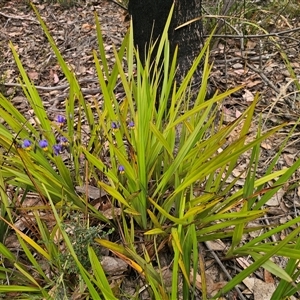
[169,0,203,84]
[128,0,203,88]
[128,0,173,65]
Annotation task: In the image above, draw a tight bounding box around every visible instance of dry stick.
[264,79,296,129]
[258,38,263,70]
[293,190,299,218]
[0,11,39,24]
[2,78,99,92]
[263,217,278,244]
[3,79,124,112]
[213,0,237,36]
[213,53,277,64]
[246,63,298,118]
[205,25,300,39]
[204,241,247,300]
[110,0,128,10]
[3,78,125,104]
[205,13,300,93]
[245,63,279,94]
[215,22,242,89]
[245,64,296,129]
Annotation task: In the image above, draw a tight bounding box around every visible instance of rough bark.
[128,0,203,88]
[128,0,173,65]
[169,0,203,85]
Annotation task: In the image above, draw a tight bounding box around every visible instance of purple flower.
[53,144,62,156]
[59,136,68,146]
[22,139,32,151]
[118,165,125,174]
[128,121,135,129]
[39,139,48,151]
[111,121,120,131]
[56,115,66,126]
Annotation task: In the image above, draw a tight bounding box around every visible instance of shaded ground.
[1,0,300,299]
[0,0,128,120]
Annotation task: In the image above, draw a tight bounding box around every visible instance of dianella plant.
[0,3,300,299]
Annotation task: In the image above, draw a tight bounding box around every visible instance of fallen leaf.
[101,256,128,275]
[205,240,226,251]
[247,80,262,88]
[233,63,243,69]
[235,109,242,118]
[261,141,272,150]
[103,208,122,219]
[53,72,59,84]
[243,278,276,300]
[242,89,254,102]
[283,153,295,166]
[246,40,257,49]
[266,188,285,206]
[189,269,227,297]
[264,269,275,284]
[236,257,251,270]
[28,71,39,80]
[82,23,95,30]
[75,185,107,200]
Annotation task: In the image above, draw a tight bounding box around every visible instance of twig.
[245,62,280,94]
[110,0,128,10]
[212,53,277,64]
[0,11,39,24]
[204,241,247,300]
[204,25,300,39]
[245,66,297,118]
[2,78,98,92]
[263,216,278,244]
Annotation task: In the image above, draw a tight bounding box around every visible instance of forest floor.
[1,0,300,299]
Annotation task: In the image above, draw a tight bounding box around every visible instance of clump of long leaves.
[0,3,300,299]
